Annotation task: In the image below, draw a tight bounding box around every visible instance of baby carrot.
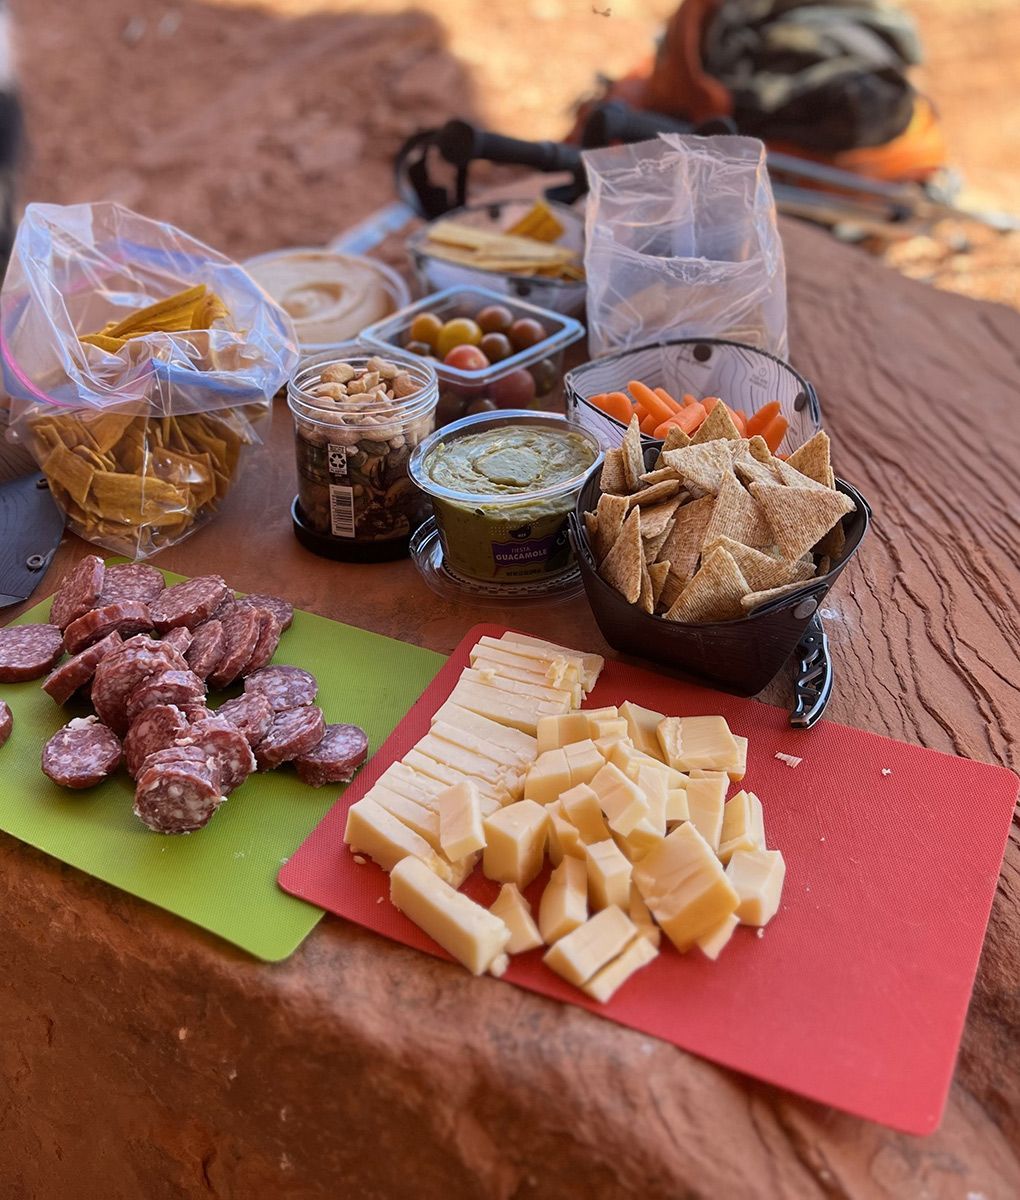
[640,413,660,436]
[702,396,720,414]
[746,400,781,438]
[672,402,707,434]
[654,386,682,413]
[627,380,673,425]
[591,391,633,425]
[760,413,789,454]
[681,393,698,407]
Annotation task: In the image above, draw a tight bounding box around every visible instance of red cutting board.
[278,624,1018,1134]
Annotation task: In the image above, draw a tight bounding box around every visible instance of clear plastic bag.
[1,201,299,559]
[582,134,788,359]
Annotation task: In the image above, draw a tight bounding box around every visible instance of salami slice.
[294,723,368,788]
[100,562,166,606]
[215,691,275,749]
[140,744,219,777]
[42,631,124,705]
[239,593,294,632]
[63,601,153,656]
[207,605,261,689]
[123,704,190,777]
[162,626,194,655]
[0,700,12,749]
[133,760,225,834]
[91,636,188,734]
[125,669,206,723]
[185,620,226,681]
[0,624,65,683]
[244,665,317,712]
[50,555,105,630]
[255,705,326,771]
[150,575,230,632]
[176,716,256,793]
[239,607,282,678]
[210,593,237,622]
[42,716,122,789]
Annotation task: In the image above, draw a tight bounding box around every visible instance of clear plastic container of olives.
[287,345,439,561]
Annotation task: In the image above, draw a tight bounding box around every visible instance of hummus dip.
[245,250,401,346]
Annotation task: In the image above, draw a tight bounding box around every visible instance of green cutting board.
[0,575,445,961]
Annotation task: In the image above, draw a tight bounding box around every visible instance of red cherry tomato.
[489,368,537,409]
[443,345,490,371]
[508,317,546,351]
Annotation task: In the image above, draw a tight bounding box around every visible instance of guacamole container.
[408,411,602,588]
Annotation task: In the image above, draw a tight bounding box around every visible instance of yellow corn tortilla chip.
[740,580,816,612]
[786,430,832,486]
[621,416,645,493]
[701,470,774,552]
[690,402,742,445]
[637,497,682,540]
[656,493,715,584]
[599,448,628,495]
[663,547,750,624]
[89,470,188,526]
[702,535,816,591]
[749,482,855,561]
[42,442,95,510]
[661,441,740,496]
[649,560,671,609]
[84,411,139,455]
[627,479,681,508]
[599,508,642,603]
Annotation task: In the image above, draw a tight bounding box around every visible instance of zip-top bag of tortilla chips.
[0,201,299,560]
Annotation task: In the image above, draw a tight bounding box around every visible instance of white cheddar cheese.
[497,632,604,693]
[628,882,661,947]
[546,801,585,865]
[438,781,486,860]
[366,786,443,851]
[730,735,748,782]
[584,839,632,910]
[613,817,665,863]
[559,783,611,844]
[665,788,689,823]
[482,800,549,889]
[448,678,562,735]
[696,913,739,960]
[632,822,739,952]
[589,717,629,741]
[726,849,786,926]
[415,731,523,794]
[431,718,534,774]
[718,790,766,864]
[686,774,728,853]
[431,702,539,764]
[543,905,637,987]
[594,734,632,760]
[344,798,453,884]
[378,762,445,803]
[476,634,584,690]
[657,715,740,773]
[619,701,667,762]
[538,854,589,943]
[390,856,510,976]
[470,646,583,707]
[524,748,573,805]
[489,883,544,954]
[634,766,667,836]
[461,666,572,710]
[562,739,605,788]
[610,742,688,790]
[536,713,593,754]
[581,933,659,1003]
[590,762,650,837]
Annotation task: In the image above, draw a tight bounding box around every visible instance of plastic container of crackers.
[568,401,870,696]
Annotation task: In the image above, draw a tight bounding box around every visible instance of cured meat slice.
[255,705,325,771]
[41,716,122,789]
[215,691,274,749]
[50,555,105,630]
[91,637,188,734]
[123,704,190,777]
[162,626,194,655]
[176,716,256,793]
[134,760,225,834]
[239,593,294,632]
[239,607,282,678]
[0,624,65,683]
[125,669,206,723]
[210,593,237,622]
[185,620,226,681]
[207,605,261,689]
[63,601,153,655]
[0,700,12,749]
[42,631,124,705]
[244,665,317,712]
[100,562,165,605]
[138,744,221,783]
[294,723,368,788]
[150,575,230,632]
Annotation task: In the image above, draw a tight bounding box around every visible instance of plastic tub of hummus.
[244,248,410,350]
[408,411,602,587]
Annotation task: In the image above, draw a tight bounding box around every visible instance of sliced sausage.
[100,562,166,606]
[63,601,153,655]
[50,555,105,630]
[91,636,188,734]
[185,620,227,681]
[125,669,206,723]
[0,624,65,683]
[123,704,191,778]
[0,700,12,749]
[255,705,325,771]
[150,575,230,632]
[162,626,194,656]
[239,593,293,632]
[133,760,225,834]
[176,716,256,793]
[244,665,317,712]
[207,605,261,690]
[42,716,122,789]
[294,723,368,788]
[215,691,275,749]
[239,607,282,678]
[42,631,124,705]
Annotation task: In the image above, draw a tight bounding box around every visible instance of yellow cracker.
[786,431,832,486]
[89,470,187,525]
[750,482,855,561]
[663,547,750,624]
[690,402,742,445]
[701,470,774,552]
[83,411,139,455]
[599,508,643,603]
[702,535,816,591]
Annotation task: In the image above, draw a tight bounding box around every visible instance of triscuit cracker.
[599,508,643,603]
[747,435,773,463]
[642,526,672,562]
[591,492,629,563]
[638,467,678,486]
[637,497,681,539]
[750,482,855,561]
[656,494,715,582]
[661,441,738,496]
[621,416,645,493]
[637,556,654,615]
[734,457,780,488]
[701,469,774,552]
[584,509,600,555]
[664,546,750,623]
[786,430,831,486]
[627,479,681,508]
[703,535,816,591]
[770,457,830,492]
[653,424,691,469]
[741,580,815,612]
[690,402,742,445]
[649,560,671,608]
[599,448,628,495]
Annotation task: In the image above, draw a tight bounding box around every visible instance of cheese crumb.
[881,768,892,776]
[352,854,367,865]
[774,752,802,768]
[756,929,765,939]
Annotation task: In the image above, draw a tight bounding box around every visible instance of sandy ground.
[6,0,1020,306]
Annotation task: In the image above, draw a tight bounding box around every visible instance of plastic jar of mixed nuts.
[287,346,439,561]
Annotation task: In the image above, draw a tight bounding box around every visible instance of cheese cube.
[537,713,593,753]
[696,913,739,960]
[584,839,632,910]
[619,701,667,762]
[590,762,649,836]
[632,822,739,952]
[390,856,510,975]
[524,748,572,805]
[657,715,740,773]
[437,781,486,860]
[563,739,605,788]
[482,800,549,889]
[431,702,539,765]
[448,678,562,735]
[559,783,610,844]
[366,786,443,851]
[610,742,688,789]
[628,882,661,947]
[582,933,659,1003]
[666,788,689,823]
[718,790,766,864]
[613,817,665,862]
[497,632,604,693]
[539,854,588,943]
[730,735,748,782]
[589,717,629,741]
[546,801,584,865]
[344,799,453,884]
[489,883,544,954]
[594,735,632,759]
[634,766,667,836]
[726,849,786,926]
[686,774,728,853]
[543,905,637,987]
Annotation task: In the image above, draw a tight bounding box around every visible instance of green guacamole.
[425,426,596,497]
